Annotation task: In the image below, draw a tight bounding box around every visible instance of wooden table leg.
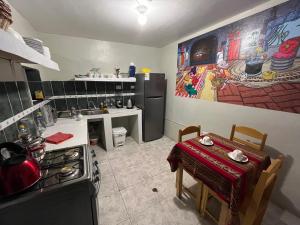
[219,203,229,225]
[200,185,208,216]
[176,164,183,198]
[196,181,203,211]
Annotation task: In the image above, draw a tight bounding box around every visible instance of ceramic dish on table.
[199,137,214,146]
[227,152,249,163]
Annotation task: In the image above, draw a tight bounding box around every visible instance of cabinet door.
[144,97,164,142]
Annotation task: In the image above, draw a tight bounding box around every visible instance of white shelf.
[74,77,136,82]
[0,29,59,71]
[0,100,50,131]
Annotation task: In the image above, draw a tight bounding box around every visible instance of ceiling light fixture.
[136,0,150,26]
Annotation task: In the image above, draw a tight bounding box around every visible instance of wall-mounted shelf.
[0,100,50,131]
[0,29,59,71]
[74,77,136,82]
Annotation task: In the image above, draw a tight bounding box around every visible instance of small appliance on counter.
[126,97,134,109]
[115,98,123,108]
[0,142,41,197]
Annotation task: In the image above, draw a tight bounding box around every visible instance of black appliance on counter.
[135,73,166,142]
[0,145,100,225]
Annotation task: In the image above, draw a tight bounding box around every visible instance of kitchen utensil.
[26,137,46,162]
[0,142,41,196]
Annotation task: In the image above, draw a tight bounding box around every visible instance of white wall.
[9,3,37,37]
[37,33,162,81]
[160,0,300,217]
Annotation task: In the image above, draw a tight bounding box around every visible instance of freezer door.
[144,97,164,142]
[145,74,165,98]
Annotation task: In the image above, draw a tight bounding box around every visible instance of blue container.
[129,64,136,77]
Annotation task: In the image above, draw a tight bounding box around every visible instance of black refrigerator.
[135,73,167,142]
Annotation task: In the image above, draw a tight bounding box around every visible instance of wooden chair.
[200,155,284,225]
[230,124,268,151]
[176,125,202,210]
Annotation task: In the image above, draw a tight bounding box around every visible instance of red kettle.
[0,142,41,197]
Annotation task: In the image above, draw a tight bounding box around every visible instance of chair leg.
[200,185,209,216]
[219,203,229,225]
[176,164,183,198]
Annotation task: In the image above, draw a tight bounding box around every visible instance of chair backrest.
[230,124,268,151]
[242,156,284,225]
[178,125,201,142]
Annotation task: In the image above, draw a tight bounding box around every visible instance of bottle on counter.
[36,111,46,135]
[129,62,136,77]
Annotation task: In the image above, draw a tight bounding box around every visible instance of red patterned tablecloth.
[167,133,271,225]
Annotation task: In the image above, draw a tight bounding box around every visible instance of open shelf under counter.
[0,29,59,71]
[74,77,136,82]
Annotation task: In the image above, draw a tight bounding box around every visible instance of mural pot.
[245,59,264,76]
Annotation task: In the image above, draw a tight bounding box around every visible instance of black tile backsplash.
[0,82,13,122]
[66,98,78,110]
[54,99,68,111]
[51,81,65,96]
[64,81,76,95]
[96,82,106,94]
[75,81,87,95]
[17,82,32,109]
[106,82,115,94]
[0,130,6,143]
[42,81,53,98]
[78,97,88,110]
[0,62,33,143]
[86,82,96,94]
[5,82,23,115]
[4,123,19,142]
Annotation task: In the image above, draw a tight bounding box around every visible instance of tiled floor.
[93,136,296,225]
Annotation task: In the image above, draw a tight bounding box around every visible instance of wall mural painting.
[176,0,300,114]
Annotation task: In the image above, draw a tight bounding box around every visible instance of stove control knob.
[91,150,96,157]
[94,170,99,176]
[94,176,100,183]
[94,160,99,166]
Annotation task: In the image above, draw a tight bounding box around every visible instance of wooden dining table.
[167,133,271,225]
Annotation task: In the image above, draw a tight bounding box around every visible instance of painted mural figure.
[176,0,300,114]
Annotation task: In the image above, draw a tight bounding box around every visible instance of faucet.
[88,101,97,110]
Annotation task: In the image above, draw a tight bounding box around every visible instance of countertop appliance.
[135,73,166,142]
[0,142,41,196]
[116,98,123,108]
[126,97,134,109]
[0,145,100,225]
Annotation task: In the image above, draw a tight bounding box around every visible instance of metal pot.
[0,142,41,197]
[27,137,46,163]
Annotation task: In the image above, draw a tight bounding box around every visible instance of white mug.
[232,149,244,160]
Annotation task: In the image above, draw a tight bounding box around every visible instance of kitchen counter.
[43,107,142,152]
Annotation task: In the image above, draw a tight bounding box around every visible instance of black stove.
[0,145,100,225]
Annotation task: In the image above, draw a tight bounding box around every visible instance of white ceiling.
[9,0,267,47]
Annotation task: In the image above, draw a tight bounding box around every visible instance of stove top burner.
[60,166,75,177]
[64,149,79,160]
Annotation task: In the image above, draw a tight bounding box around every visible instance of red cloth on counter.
[46,132,74,144]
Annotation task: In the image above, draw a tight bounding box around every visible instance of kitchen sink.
[80,109,109,115]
